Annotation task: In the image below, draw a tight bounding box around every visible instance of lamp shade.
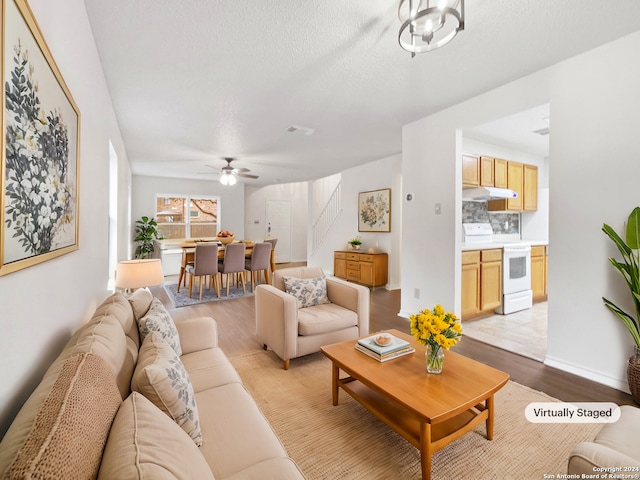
[115,259,164,289]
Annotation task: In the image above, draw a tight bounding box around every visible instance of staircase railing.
[312,183,342,253]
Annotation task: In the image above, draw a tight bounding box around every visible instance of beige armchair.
[568,405,640,474]
[255,266,370,369]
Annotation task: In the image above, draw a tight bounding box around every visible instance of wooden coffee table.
[320,329,509,480]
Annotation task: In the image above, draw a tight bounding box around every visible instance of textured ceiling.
[83,0,640,185]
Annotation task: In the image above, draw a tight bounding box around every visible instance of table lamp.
[115,259,164,291]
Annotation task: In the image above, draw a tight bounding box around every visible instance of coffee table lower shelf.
[338,376,491,479]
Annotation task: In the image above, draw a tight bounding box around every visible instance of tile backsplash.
[462,201,519,235]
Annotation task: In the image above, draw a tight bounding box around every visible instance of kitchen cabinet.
[524,164,538,211]
[334,251,388,288]
[462,249,503,320]
[531,245,547,302]
[480,156,494,186]
[461,251,480,318]
[480,249,502,312]
[488,161,538,212]
[494,158,508,188]
[462,154,480,187]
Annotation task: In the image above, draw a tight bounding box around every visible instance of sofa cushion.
[131,332,202,446]
[128,287,153,320]
[4,353,121,480]
[138,298,182,356]
[283,275,330,308]
[297,302,358,336]
[180,348,243,393]
[98,392,215,480]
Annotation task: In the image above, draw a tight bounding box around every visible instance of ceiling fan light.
[220,172,235,185]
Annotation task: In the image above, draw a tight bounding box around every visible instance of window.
[155,195,220,239]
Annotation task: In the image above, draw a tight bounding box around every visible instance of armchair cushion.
[298,303,358,336]
[283,275,330,308]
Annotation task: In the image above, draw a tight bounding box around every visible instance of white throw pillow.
[137,298,182,356]
[131,333,202,446]
[127,287,153,320]
[283,275,331,309]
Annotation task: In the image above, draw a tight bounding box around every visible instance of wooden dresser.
[334,251,388,288]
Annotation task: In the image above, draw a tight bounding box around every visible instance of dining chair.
[264,238,278,250]
[219,243,246,296]
[245,242,272,292]
[177,248,194,293]
[185,243,220,300]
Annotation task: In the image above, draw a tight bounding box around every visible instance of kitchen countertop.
[461,240,548,251]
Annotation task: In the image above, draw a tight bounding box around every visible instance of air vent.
[287,125,316,136]
[533,127,550,136]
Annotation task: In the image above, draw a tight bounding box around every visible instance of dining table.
[176,240,275,292]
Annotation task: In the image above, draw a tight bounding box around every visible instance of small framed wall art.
[358,188,391,232]
[1,0,80,276]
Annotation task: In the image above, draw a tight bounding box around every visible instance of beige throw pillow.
[137,297,182,356]
[4,353,122,480]
[98,392,215,480]
[131,332,202,446]
[283,275,331,308]
[127,287,153,320]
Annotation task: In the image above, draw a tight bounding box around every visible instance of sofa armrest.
[176,316,219,354]
[255,285,299,361]
[568,441,640,475]
[325,276,370,336]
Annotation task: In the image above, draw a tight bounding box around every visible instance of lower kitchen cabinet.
[461,251,481,318]
[334,251,388,288]
[462,249,502,320]
[531,245,547,302]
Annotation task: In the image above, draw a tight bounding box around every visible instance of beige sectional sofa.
[0,291,305,479]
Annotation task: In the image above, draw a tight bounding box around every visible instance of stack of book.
[355,334,415,362]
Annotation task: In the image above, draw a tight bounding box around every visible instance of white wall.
[131,176,246,254]
[244,182,309,263]
[402,31,640,392]
[0,0,131,436]
[308,154,403,289]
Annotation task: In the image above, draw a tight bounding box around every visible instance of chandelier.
[398,0,464,56]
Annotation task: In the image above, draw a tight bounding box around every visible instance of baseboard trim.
[544,355,630,394]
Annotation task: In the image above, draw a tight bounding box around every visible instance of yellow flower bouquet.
[409,304,462,373]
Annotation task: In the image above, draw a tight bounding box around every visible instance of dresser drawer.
[358,254,374,263]
[346,252,360,261]
[347,261,360,270]
[334,251,346,259]
[346,269,360,281]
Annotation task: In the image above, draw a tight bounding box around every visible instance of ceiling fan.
[205,157,258,185]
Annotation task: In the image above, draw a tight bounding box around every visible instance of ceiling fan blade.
[234,167,251,173]
[236,173,259,179]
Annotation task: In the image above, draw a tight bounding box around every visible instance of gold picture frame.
[1,0,80,276]
[358,188,391,232]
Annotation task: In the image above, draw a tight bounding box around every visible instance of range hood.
[462,187,518,201]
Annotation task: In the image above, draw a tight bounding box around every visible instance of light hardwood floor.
[151,279,634,407]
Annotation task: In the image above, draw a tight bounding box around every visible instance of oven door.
[503,244,531,295]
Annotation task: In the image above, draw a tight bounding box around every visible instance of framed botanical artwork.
[1,0,80,276]
[358,188,391,232]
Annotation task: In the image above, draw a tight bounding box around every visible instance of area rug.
[164,281,263,307]
[229,350,601,480]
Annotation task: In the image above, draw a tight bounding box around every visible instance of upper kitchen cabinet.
[487,161,537,212]
[463,154,499,188]
[523,164,538,211]
[462,154,480,187]
[494,158,507,188]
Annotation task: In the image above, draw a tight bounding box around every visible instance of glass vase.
[425,344,444,374]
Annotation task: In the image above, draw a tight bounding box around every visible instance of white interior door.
[266,200,291,264]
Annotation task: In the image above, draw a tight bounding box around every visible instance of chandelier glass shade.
[219,172,237,185]
[398,0,464,56]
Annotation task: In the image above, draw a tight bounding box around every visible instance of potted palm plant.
[134,216,162,259]
[603,206,640,402]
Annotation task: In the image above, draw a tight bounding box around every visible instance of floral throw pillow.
[131,332,202,446]
[138,298,182,356]
[283,275,331,309]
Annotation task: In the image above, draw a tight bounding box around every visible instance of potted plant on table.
[134,216,162,259]
[603,206,640,402]
[410,304,463,374]
[347,236,362,250]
